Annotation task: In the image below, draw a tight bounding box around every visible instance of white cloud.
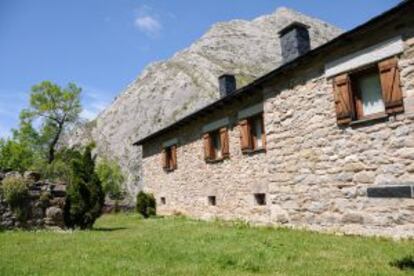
[133,5,162,37]
[134,15,162,36]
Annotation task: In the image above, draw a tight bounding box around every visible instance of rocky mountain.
[66,7,343,200]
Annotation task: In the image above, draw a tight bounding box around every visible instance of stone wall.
[141,15,414,238]
[0,172,66,230]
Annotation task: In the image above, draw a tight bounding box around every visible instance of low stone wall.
[0,172,66,230]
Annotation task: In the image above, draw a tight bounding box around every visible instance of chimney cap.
[219,73,235,79]
[278,21,310,36]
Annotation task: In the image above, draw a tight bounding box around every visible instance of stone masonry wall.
[0,172,66,230]
[142,17,414,238]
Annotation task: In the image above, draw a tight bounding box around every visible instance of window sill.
[242,148,267,155]
[205,156,229,164]
[163,168,176,173]
[349,113,388,127]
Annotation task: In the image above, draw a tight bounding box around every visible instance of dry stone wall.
[0,172,66,230]
[142,18,414,238]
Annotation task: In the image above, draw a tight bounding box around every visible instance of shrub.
[136,191,156,218]
[96,158,125,200]
[1,176,29,221]
[64,145,105,229]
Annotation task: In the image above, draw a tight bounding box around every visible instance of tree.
[64,145,105,229]
[0,121,42,172]
[96,158,125,200]
[20,81,82,164]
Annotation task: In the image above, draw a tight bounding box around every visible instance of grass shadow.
[390,255,414,271]
[92,227,127,232]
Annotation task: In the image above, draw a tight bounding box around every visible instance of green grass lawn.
[0,214,413,275]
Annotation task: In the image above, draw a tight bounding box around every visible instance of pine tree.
[64,145,105,229]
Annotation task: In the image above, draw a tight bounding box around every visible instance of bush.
[1,176,29,221]
[136,191,156,218]
[96,158,125,200]
[64,146,105,229]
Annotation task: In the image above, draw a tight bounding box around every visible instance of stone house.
[134,2,414,238]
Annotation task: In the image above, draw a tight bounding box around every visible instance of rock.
[353,171,375,184]
[5,171,22,179]
[45,207,64,228]
[51,185,66,197]
[342,213,364,224]
[23,171,41,182]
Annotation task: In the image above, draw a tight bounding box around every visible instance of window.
[333,57,403,125]
[160,197,166,205]
[208,196,216,206]
[254,193,266,206]
[203,127,229,162]
[162,145,177,172]
[239,113,266,153]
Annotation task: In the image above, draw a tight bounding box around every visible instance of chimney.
[219,74,236,97]
[278,22,311,63]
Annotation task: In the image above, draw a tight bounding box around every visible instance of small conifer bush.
[136,191,156,218]
[64,145,105,229]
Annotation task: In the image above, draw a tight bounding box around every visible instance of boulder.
[5,171,22,179]
[24,171,41,182]
[45,207,64,228]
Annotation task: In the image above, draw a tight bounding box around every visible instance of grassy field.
[0,214,413,275]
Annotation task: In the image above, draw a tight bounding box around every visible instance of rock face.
[66,8,342,199]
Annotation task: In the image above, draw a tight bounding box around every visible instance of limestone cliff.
[66,7,343,199]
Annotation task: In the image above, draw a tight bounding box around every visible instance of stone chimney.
[219,74,236,97]
[278,22,311,63]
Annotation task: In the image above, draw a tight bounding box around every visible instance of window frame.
[349,65,386,121]
[162,144,177,172]
[240,113,266,154]
[204,127,230,163]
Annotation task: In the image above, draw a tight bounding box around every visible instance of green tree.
[20,81,82,164]
[64,145,105,229]
[96,158,125,200]
[0,121,42,172]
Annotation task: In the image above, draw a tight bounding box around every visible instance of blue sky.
[0,0,401,138]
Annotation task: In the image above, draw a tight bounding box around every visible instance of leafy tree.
[0,139,36,173]
[20,81,82,164]
[64,145,105,229]
[96,158,125,200]
[0,121,42,172]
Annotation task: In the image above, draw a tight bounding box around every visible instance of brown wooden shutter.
[333,74,353,125]
[171,145,177,170]
[378,57,404,114]
[161,148,168,170]
[239,119,252,152]
[261,114,266,149]
[220,127,230,158]
[203,133,213,161]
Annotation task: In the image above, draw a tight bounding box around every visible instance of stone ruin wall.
[0,172,66,230]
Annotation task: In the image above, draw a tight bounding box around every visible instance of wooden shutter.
[239,119,252,152]
[171,145,177,170]
[333,74,353,126]
[261,114,266,149]
[378,57,404,114]
[220,127,230,158]
[161,148,168,170]
[203,133,213,161]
